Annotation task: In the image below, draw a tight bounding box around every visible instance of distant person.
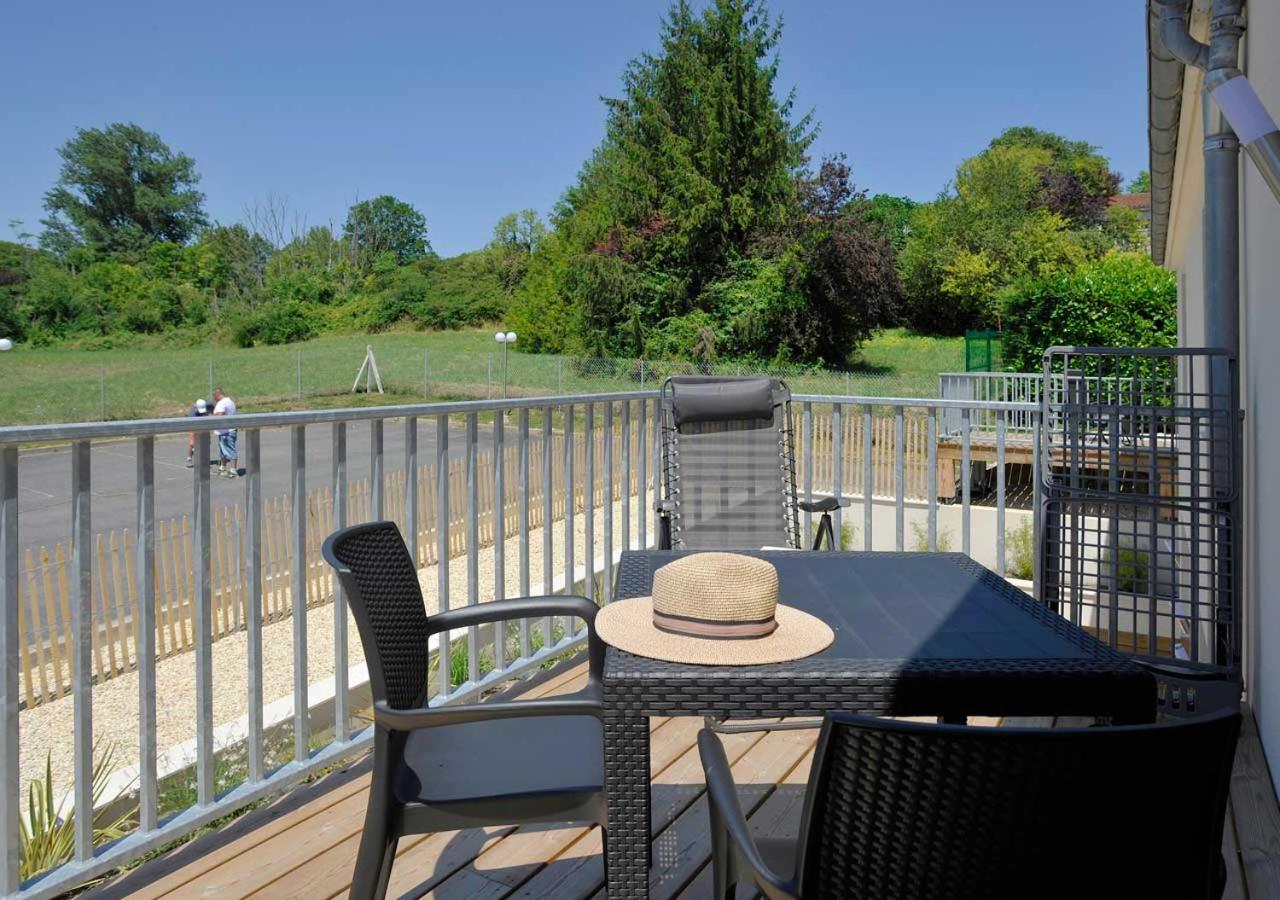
[212,387,238,478]
[185,398,209,467]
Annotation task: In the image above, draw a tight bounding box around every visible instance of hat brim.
[595,597,834,666]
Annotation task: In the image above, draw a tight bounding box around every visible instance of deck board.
[89,660,1280,900]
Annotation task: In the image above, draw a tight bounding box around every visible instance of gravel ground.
[18,497,652,810]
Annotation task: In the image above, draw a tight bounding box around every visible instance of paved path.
[15,419,501,557]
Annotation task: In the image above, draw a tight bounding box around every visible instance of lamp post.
[494,330,517,399]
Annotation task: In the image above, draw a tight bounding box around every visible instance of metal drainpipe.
[1202,0,1244,359]
[1157,0,1243,356]
[1155,0,1245,672]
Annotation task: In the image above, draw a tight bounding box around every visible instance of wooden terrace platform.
[87,660,1280,900]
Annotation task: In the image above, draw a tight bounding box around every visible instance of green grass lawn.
[851,328,964,382]
[0,328,964,425]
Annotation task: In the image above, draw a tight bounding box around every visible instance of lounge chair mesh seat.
[659,376,839,550]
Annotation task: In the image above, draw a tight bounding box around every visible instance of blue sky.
[2,1,1150,258]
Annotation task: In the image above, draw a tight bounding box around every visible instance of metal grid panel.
[1040,347,1237,506]
[1038,347,1240,676]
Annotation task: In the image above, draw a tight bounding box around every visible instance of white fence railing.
[0,388,1039,898]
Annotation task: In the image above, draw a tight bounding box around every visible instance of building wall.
[1163,2,1280,792]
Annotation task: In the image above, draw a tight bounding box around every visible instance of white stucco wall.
[1163,3,1280,793]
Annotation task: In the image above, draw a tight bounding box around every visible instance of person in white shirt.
[212,387,239,478]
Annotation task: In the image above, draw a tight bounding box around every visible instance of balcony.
[0,385,1275,899]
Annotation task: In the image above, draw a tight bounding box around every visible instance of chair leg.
[600,825,609,878]
[374,837,398,900]
[710,809,735,900]
[350,816,394,900]
[813,513,835,550]
[658,513,673,550]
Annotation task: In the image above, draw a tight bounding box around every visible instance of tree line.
[1,124,536,349]
[2,0,1172,372]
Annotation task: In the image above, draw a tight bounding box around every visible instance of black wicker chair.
[322,521,607,900]
[656,376,845,551]
[699,709,1241,900]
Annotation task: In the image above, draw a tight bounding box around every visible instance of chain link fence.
[5,342,945,425]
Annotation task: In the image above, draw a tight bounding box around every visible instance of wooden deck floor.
[89,659,1280,900]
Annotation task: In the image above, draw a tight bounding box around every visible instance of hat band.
[652,609,778,640]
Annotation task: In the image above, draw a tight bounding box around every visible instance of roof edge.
[1148,0,1188,266]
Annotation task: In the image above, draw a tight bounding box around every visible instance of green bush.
[266,269,336,306]
[1001,252,1176,372]
[233,300,317,347]
[910,521,955,552]
[1006,520,1034,580]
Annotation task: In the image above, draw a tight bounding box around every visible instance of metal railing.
[0,389,1039,898]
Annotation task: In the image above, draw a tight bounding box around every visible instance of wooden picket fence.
[14,426,651,711]
[14,409,931,711]
[801,411,932,501]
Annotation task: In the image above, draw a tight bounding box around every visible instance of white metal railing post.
[620,400,630,553]
[245,428,265,783]
[370,419,384,521]
[332,422,349,742]
[71,440,94,857]
[961,408,972,557]
[435,415,451,696]
[894,409,905,551]
[404,417,418,565]
[0,445,19,893]
[289,425,308,762]
[493,412,506,672]
[637,399,647,549]
[604,401,613,603]
[832,403,843,543]
[997,411,1007,576]
[862,405,873,551]
[584,403,595,603]
[518,408,531,658]
[465,413,479,684]
[802,402,813,539]
[193,431,214,805]
[135,436,158,832]
[927,408,938,551]
[541,406,553,645]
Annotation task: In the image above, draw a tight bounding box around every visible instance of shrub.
[1001,252,1176,372]
[233,300,317,347]
[1006,520,1034,580]
[265,269,336,306]
[20,741,132,881]
[910,522,955,552]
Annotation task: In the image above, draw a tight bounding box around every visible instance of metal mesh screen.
[1038,347,1240,673]
[661,380,801,550]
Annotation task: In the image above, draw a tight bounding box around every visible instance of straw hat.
[595,553,834,666]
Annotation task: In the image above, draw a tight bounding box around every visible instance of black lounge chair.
[657,376,844,551]
[322,521,606,900]
[699,709,1241,900]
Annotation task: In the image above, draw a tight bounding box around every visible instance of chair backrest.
[322,521,431,710]
[660,376,800,550]
[796,710,1241,900]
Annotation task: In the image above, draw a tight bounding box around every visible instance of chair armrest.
[375,683,602,730]
[698,729,799,899]
[797,497,846,513]
[427,595,597,636]
[429,595,605,686]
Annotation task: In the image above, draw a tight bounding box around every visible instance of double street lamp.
[494,330,517,399]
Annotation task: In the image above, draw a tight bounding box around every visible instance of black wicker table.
[602,550,1157,899]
